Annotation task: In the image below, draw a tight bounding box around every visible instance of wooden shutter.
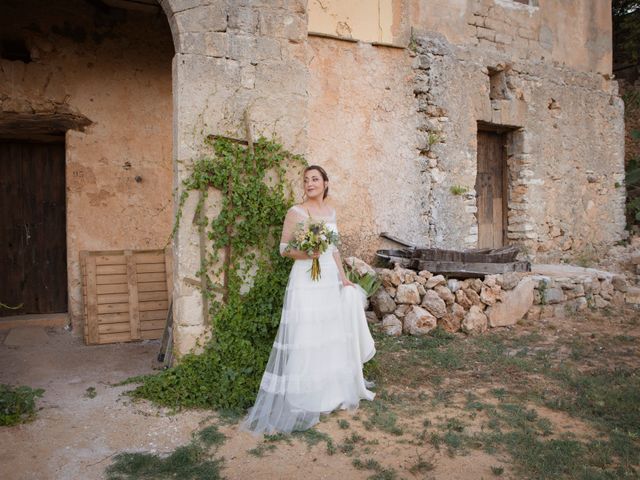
[81,248,173,345]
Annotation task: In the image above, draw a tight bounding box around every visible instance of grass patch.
[293,428,336,455]
[0,384,44,426]
[352,458,397,480]
[105,425,225,480]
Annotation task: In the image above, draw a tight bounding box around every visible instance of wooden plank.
[97,274,128,285]
[126,250,141,341]
[97,303,130,314]
[94,255,127,266]
[96,283,129,295]
[98,312,130,324]
[137,272,166,283]
[416,260,530,277]
[134,252,165,264]
[136,263,165,273]
[140,319,166,331]
[98,332,134,344]
[97,265,127,275]
[86,256,99,344]
[139,300,169,312]
[141,329,164,340]
[98,322,131,334]
[138,282,168,293]
[164,247,173,299]
[97,293,130,304]
[139,291,168,302]
[140,310,168,321]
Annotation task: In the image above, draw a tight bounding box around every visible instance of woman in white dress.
[241,165,376,435]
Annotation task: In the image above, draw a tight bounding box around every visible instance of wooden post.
[85,255,99,344]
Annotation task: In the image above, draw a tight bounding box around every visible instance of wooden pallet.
[81,248,173,345]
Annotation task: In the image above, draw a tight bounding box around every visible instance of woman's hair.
[304,165,329,199]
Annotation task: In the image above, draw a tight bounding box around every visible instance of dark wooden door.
[0,141,67,316]
[476,131,507,249]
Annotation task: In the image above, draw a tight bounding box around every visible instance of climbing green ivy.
[130,136,306,411]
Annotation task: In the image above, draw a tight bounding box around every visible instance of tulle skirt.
[241,253,376,435]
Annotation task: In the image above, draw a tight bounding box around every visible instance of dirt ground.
[1,309,638,480]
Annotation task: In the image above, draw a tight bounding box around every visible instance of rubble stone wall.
[413,32,626,259]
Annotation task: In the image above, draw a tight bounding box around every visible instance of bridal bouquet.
[287,220,339,280]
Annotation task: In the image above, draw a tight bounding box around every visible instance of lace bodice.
[279,205,338,255]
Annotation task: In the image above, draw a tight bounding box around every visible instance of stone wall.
[412,31,626,259]
[0,0,174,332]
[161,0,311,355]
[306,37,422,261]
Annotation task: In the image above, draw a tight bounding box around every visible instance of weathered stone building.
[1,0,625,354]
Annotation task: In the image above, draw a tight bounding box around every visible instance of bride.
[241,165,376,434]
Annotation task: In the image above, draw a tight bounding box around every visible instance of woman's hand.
[341,277,355,288]
[308,250,320,260]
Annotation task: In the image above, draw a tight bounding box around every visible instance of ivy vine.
[131,136,306,411]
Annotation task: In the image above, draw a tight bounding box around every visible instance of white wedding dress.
[241,205,376,435]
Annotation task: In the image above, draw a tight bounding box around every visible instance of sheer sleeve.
[279,206,307,255]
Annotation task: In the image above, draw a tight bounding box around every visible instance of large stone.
[382,314,402,336]
[543,287,565,304]
[625,286,640,304]
[461,306,488,335]
[612,275,628,293]
[425,274,446,289]
[455,289,472,309]
[447,279,461,293]
[394,304,412,318]
[365,310,379,323]
[463,288,482,307]
[439,303,465,332]
[421,290,447,318]
[480,285,501,305]
[498,272,521,290]
[395,283,421,304]
[345,256,376,277]
[486,277,535,327]
[403,306,437,336]
[380,268,402,287]
[468,278,483,293]
[371,288,396,317]
[435,285,455,305]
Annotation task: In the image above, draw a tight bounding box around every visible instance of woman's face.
[303,169,327,200]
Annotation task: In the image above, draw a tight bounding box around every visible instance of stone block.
[435,285,455,305]
[173,3,228,34]
[612,275,628,293]
[365,310,379,323]
[403,306,437,336]
[543,287,565,304]
[425,274,446,289]
[625,287,640,304]
[421,290,447,318]
[461,306,488,335]
[371,288,396,317]
[382,314,402,336]
[396,283,421,305]
[486,277,535,327]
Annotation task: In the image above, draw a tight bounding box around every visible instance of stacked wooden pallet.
[81,249,172,345]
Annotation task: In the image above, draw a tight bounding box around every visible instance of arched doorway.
[0,0,175,334]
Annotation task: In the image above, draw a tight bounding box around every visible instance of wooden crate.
[80,248,173,345]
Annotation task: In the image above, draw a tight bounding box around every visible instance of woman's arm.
[333,249,355,287]
[279,206,317,260]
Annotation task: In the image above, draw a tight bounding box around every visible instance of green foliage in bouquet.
[0,384,44,426]
[129,137,306,411]
[345,265,382,299]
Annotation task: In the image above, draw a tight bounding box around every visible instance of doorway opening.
[475,123,518,249]
[0,139,67,317]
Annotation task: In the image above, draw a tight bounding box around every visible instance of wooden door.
[476,131,507,249]
[0,141,67,316]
